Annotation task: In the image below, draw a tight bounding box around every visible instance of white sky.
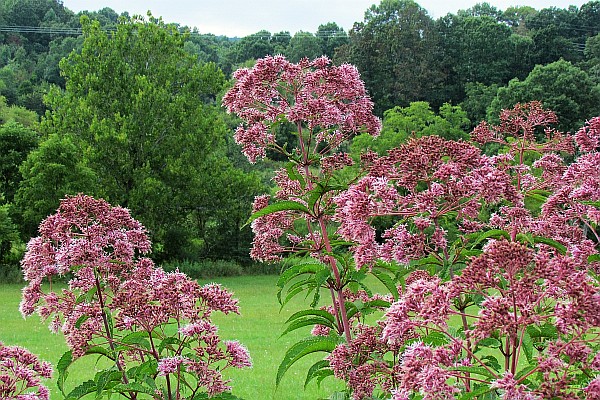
[61,0,590,37]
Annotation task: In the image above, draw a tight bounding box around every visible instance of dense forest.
[0,0,599,279]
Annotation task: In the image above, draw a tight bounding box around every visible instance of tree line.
[0,0,599,278]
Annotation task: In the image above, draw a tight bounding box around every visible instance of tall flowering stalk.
[20,194,251,400]
[226,59,600,400]
[223,55,381,346]
[326,106,600,399]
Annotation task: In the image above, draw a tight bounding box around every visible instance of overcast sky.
[61,0,590,37]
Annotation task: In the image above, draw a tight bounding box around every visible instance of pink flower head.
[491,371,532,399]
[157,356,184,375]
[575,116,600,153]
[0,343,52,400]
[198,283,240,315]
[585,377,600,399]
[20,194,151,317]
[223,55,381,163]
[225,341,252,368]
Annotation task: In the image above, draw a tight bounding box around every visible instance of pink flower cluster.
[0,342,52,400]
[334,135,519,269]
[225,54,600,399]
[19,194,251,397]
[223,55,381,163]
[325,104,600,398]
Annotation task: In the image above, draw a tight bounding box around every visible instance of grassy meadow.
[0,275,346,399]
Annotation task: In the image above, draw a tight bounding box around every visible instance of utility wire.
[0,25,349,38]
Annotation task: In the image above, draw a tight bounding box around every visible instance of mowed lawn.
[0,275,346,399]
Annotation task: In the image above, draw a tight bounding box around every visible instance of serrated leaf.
[94,369,122,398]
[65,380,96,400]
[286,162,305,188]
[308,188,324,213]
[112,382,156,395]
[408,254,441,268]
[280,285,306,307]
[126,359,158,379]
[120,331,151,350]
[480,355,502,372]
[245,200,311,227]
[57,350,73,394]
[304,359,330,388]
[276,336,343,386]
[515,364,537,380]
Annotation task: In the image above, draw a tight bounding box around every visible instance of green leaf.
[588,254,600,263]
[280,285,306,307]
[328,392,349,400]
[476,338,501,349]
[370,269,399,300]
[532,236,566,255]
[515,364,537,380]
[285,309,336,325]
[94,369,122,398]
[452,366,498,380]
[457,385,492,399]
[245,200,311,227]
[308,186,325,212]
[527,323,557,339]
[281,316,336,337]
[304,359,330,388]
[57,350,73,394]
[75,314,90,329]
[468,229,510,246]
[65,380,96,400]
[579,200,600,207]
[480,355,502,372]
[158,336,183,353]
[422,331,448,346]
[126,359,158,379]
[120,330,151,350]
[286,162,306,189]
[112,382,156,396]
[84,346,111,358]
[409,254,441,268]
[276,336,343,386]
[521,330,534,364]
[277,260,328,288]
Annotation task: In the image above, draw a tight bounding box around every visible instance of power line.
[0,25,349,39]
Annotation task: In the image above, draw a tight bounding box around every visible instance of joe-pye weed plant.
[224,56,600,399]
[18,194,251,399]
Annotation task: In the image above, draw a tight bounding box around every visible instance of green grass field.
[0,275,346,399]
